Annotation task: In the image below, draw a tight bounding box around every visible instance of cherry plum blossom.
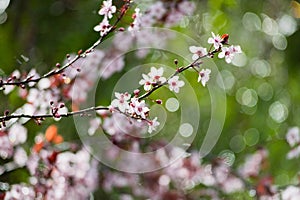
[98,0,116,19]
[168,76,185,93]
[218,45,242,63]
[198,69,211,87]
[208,32,223,50]
[189,46,208,60]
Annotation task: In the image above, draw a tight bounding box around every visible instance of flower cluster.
[0,123,27,172]
[0,1,268,200]
[3,125,99,200]
[94,0,117,36]
[238,148,268,178]
[109,92,160,134]
[128,8,142,32]
[101,145,246,199]
[189,32,242,64]
[139,67,166,91]
[286,127,300,159]
[167,76,185,93]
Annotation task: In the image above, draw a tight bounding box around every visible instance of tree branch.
[0,0,131,88]
[138,48,220,100]
[0,106,109,122]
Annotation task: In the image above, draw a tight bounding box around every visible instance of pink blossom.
[26,88,60,115]
[88,117,101,136]
[4,184,36,200]
[94,17,112,36]
[129,98,149,119]
[8,123,27,145]
[139,67,166,91]
[168,76,185,93]
[149,67,166,83]
[0,134,13,159]
[98,0,116,19]
[207,32,223,50]
[113,32,134,52]
[218,45,242,63]
[239,149,268,178]
[198,69,211,87]
[189,46,208,61]
[139,74,153,91]
[178,1,196,16]
[286,127,300,147]
[3,70,21,95]
[165,10,184,27]
[27,147,100,200]
[281,186,300,200]
[148,2,167,19]
[120,194,134,200]
[111,92,131,112]
[128,8,142,32]
[100,54,125,79]
[148,117,160,133]
[287,145,300,159]
[103,113,147,137]
[13,147,28,166]
[26,153,39,175]
[140,14,156,27]
[221,176,244,194]
[37,78,51,90]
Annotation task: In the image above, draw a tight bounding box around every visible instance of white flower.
[148,2,167,19]
[189,46,208,61]
[287,146,300,159]
[139,74,153,91]
[100,54,125,79]
[3,70,21,95]
[218,45,242,63]
[148,117,160,133]
[282,186,300,200]
[129,98,149,119]
[221,176,244,194]
[128,8,142,32]
[207,32,223,50]
[168,76,185,93]
[55,150,91,179]
[286,127,300,147]
[178,1,196,16]
[0,135,13,159]
[98,0,116,19]
[88,118,102,136]
[111,92,131,112]
[94,17,112,36]
[238,149,268,178]
[8,123,27,145]
[139,67,166,91]
[4,184,36,200]
[198,69,211,87]
[37,78,51,90]
[13,147,28,166]
[148,67,166,83]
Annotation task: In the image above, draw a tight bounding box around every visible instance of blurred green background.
[1,0,300,196]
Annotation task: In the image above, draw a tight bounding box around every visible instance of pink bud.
[155,99,162,104]
[134,89,140,96]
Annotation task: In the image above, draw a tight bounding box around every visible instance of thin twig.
[138,48,220,100]
[0,31,222,124]
[0,1,131,88]
[0,107,109,122]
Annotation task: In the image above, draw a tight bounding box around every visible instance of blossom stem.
[138,48,221,100]
[0,34,222,124]
[0,107,109,122]
[0,1,131,88]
